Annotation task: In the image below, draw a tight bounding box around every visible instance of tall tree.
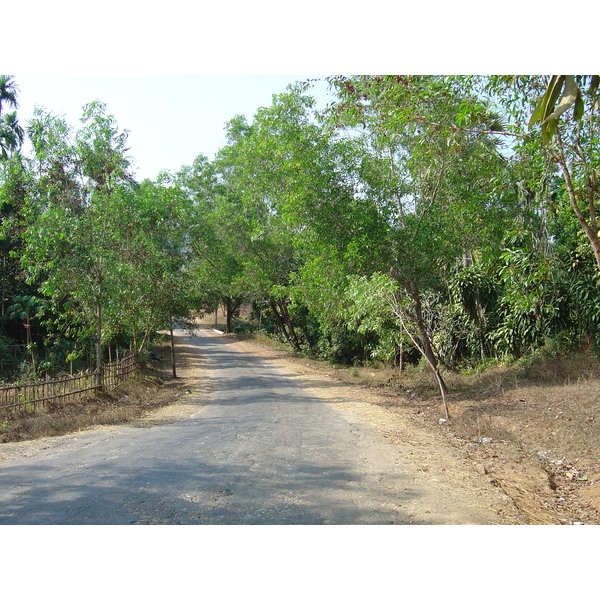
[325,75,514,415]
[22,102,133,384]
[0,76,24,159]
[487,76,600,271]
[0,77,31,376]
[209,110,307,345]
[528,76,600,272]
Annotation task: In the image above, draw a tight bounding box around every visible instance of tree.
[22,102,134,384]
[0,76,24,159]
[0,78,28,317]
[118,176,200,370]
[487,76,600,273]
[324,75,515,415]
[528,76,600,272]
[176,154,246,334]
[0,155,32,318]
[212,89,383,354]
[207,109,309,346]
[0,77,31,376]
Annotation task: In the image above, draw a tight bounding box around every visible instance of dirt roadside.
[208,325,600,525]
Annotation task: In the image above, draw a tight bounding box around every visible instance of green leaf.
[528,95,547,130]
[542,118,557,146]
[529,76,563,129]
[545,76,566,119]
[574,93,585,121]
[541,76,581,124]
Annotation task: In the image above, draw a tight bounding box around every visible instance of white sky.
[8,3,594,185]
[14,74,334,181]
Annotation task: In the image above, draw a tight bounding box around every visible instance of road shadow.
[0,441,426,525]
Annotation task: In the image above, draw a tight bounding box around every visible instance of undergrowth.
[0,363,182,444]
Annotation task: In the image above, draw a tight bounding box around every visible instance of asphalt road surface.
[0,328,510,524]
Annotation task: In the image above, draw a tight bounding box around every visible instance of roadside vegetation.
[2,74,600,428]
[0,337,184,443]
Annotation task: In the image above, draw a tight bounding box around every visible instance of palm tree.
[0,75,19,116]
[0,75,24,158]
[0,112,24,158]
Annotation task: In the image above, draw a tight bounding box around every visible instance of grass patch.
[0,365,183,444]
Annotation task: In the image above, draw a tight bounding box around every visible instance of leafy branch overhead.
[528,75,599,144]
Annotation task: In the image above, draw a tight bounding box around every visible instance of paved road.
[0,328,505,524]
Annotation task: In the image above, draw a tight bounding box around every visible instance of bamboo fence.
[0,354,138,414]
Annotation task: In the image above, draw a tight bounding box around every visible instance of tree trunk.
[269,298,301,352]
[395,343,404,372]
[95,303,103,389]
[226,306,232,334]
[555,132,600,272]
[561,163,600,271]
[405,276,450,419]
[169,319,177,379]
[223,296,237,333]
[269,298,290,343]
[278,299,302,352]
[25,313,36,371]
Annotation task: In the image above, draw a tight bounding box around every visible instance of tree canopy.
[2,74,600,418]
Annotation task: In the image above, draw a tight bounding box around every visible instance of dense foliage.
[2,75,599,411]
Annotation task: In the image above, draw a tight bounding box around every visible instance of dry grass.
[380,352,600,523]
[0,343,184,444]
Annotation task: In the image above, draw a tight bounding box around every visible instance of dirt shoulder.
[215,326,600,525]
[0,336,211,462]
